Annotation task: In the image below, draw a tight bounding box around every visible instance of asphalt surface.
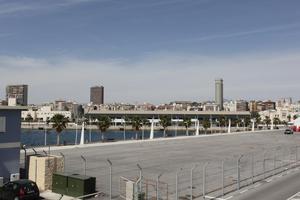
[25,130,300,199]
[236,170,300,200]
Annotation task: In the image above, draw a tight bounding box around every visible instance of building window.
[0,117,6,133]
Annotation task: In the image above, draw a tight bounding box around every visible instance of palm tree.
[141,118,149,140]
[244,117,251,127]
[122,116,130,140]
[219,116,226,127]
[273,117,281,128]
[251,112,261,127]
[202,119,210,134]
[264,116,271,129]
[159,115,171,137]
[131,116,142,139]
[219,116,226,132]
[293,115,298,120]
[287,114,291,122]
[182,117,192,136]
[50,114,69,145]
[235,118,242,127]
[25,114,34,123]
[97,116,111,141]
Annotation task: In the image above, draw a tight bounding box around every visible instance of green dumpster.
[66,174,96,197]
[52,172,69,195]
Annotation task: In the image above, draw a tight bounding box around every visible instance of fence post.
[237,155,243,191]
[251,153,254,185]
[59,152,65,172]
[175,171,178,200]
[157,173,163,200]
[263,152,266,179]
[137,164,143,193]
[107,159,112,200]
[203,162,208,199]
[175,168,182,200]
[35,159,37,183]
[190,164,197,200]
[81,155,86,176]
[273,151,276,176]
[221,160,224,197]
[296,146,298,164]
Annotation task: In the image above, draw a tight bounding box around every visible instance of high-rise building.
[90,85,104,105]
[6,85,28,106]
[215,79,224,111]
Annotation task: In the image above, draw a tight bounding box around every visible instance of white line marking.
[266,179,273,182]
[204,196,227,200]
[205,196,216,199]
[224,196,233,200]
[254,183,261,188]
[287,192,300,200]
[240,189,248,194]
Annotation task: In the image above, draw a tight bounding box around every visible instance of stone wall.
[28,155,64,191]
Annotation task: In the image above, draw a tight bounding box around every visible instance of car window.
[3,183,15,191]
[23,182,36,194]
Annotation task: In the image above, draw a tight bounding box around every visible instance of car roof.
[11,179,35,184]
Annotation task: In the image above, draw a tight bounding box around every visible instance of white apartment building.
[22,105,72,122]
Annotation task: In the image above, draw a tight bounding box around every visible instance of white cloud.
[0,0,97,16]
[0,51,300,104]
[179,23,300,43]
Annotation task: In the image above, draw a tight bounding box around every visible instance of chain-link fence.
[43,147,299,200]
[22,145,300,200]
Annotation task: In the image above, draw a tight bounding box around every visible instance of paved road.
[25,130,300,199]
[237,170,300,200]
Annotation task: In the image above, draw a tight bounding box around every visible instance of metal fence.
[23,145,300,200]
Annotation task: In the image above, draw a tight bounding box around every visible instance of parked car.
[0,179,39,200]
[284,129,293,135]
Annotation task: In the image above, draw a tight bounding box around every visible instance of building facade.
[90,86,104,105]
[0,106,25,183]
[22,105,72,122]
[215,79,224,111]
[6,85,28,106]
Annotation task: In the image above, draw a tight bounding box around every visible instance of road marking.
[266,178,273,182]
[240,189,248,194]
[254,183,261,188]
[224,196,233,200]
[204,196,216,199]
[287,192,300,200]
[204,196,227,200]
[277,174,283,178]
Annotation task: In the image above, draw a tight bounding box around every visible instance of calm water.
[21,129,195,147]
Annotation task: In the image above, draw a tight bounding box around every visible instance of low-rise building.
[22,105,72,122]
[0,106,26,183]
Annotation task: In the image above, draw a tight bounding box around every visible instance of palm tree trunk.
[136,131,138,140]
[163,129,166,137]
[102,132,104,142]
[186,128,189,136]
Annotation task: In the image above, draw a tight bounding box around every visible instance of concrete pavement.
[23,130,300,199]
[236,169,300,200]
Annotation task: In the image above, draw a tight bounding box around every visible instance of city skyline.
[0,0,300,103]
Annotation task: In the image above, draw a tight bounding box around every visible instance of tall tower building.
[215,79,224,111]
[6,84,28,106]
[90,85,104,105]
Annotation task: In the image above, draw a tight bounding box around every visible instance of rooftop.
[0,106,28,110]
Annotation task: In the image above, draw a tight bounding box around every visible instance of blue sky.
[0,0,300,104]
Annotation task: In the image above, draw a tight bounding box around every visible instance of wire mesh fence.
[25,144,300,200]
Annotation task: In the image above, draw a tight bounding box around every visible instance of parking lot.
[28,130,300,199]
